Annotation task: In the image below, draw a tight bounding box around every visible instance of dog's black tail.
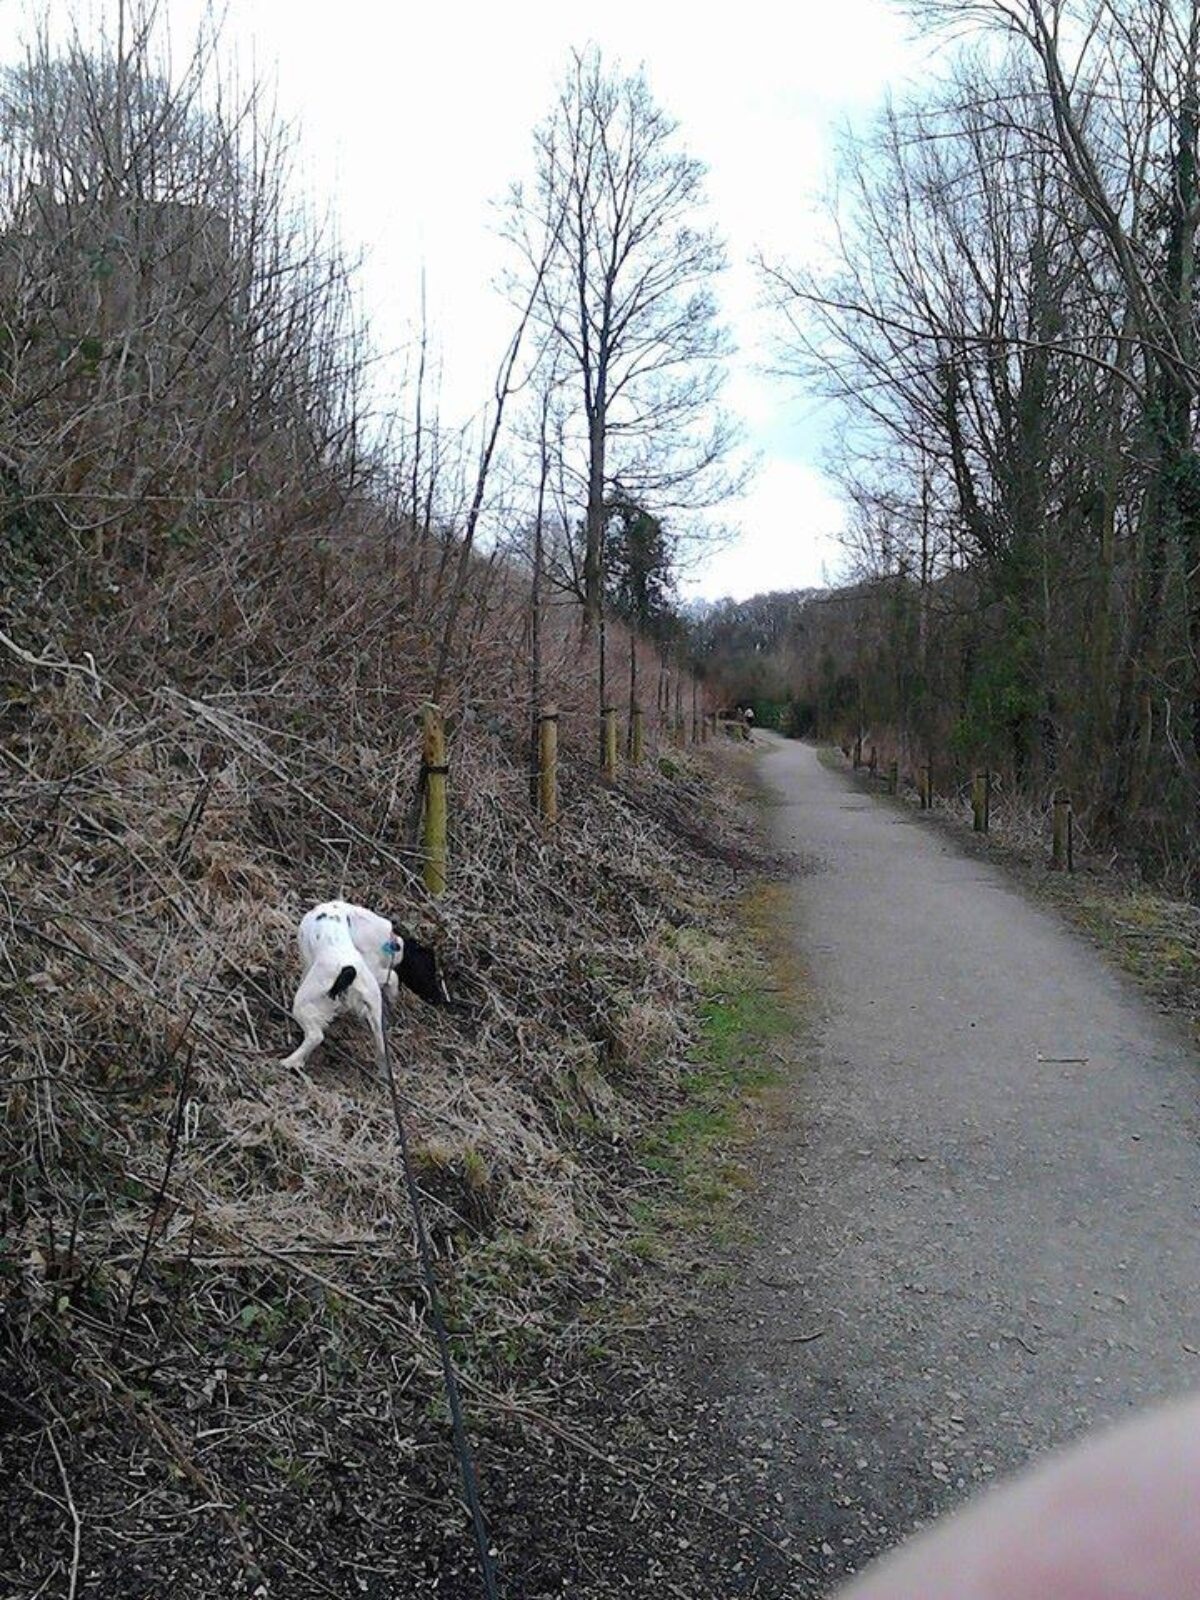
[328,964,357,999]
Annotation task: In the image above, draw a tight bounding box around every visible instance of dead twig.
[111,1045,195,1360]
[45,1422,82,1600]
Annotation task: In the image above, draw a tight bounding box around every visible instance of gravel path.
[702,736,1200,1594]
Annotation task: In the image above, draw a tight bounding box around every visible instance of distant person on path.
[743,706,755,742]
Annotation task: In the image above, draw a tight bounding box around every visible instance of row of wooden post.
[425,706,1079,899]
[851,742,1075,873]
[419,699,715,895]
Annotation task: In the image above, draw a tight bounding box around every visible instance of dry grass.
[0,538,769,1597]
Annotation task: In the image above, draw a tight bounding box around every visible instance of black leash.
[381,1026,501,1600]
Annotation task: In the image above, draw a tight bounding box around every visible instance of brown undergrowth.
[0,545,776,1598]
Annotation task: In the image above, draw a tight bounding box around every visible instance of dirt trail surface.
[698,735,1200,1595]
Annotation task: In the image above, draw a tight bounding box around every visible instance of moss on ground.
[631,882,802,1264]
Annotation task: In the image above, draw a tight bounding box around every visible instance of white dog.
[282,899,452,1074]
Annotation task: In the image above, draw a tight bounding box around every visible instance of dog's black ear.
[396,938,451,1007]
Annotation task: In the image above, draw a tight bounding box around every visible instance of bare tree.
[507,47,736,645]
[746,0,1200,878]
[903,0,1200,819]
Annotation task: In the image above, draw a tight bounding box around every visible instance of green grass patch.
[631,890,799,1262]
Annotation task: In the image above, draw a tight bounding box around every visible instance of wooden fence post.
[630,705,644,766]
[538,705,558,823]
[1068,797,1074,872]
[972,771,990,834]
[602,706,618,781]
[887,758,898,795]
[422,702,447,896]
[1052,789,1074,871]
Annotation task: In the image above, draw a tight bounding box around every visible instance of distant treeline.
[691,557,1186,889]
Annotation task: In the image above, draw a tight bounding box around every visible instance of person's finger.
[841,1391,1200,1599]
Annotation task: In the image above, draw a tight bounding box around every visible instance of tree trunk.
[583,400,606,632]
[529,396,550,804]
[627,628,637,753]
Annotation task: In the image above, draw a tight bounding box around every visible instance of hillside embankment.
[0,574,797,1598]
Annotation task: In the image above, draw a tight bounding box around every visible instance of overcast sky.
[14,1,926,600]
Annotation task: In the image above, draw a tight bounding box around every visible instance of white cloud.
[684,458,848,602]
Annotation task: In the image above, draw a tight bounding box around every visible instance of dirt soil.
[666,733,1200,1596]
